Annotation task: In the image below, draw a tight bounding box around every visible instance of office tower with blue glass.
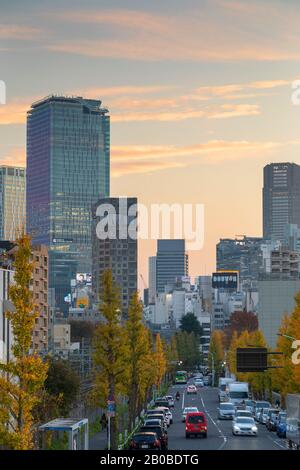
[156,239,188,293]
[0,166,26,241]
[27,96,110,314]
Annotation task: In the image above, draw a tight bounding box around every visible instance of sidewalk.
[89,428,107,450]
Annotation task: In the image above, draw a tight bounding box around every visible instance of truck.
[228,382,249,405]
[218,377,235,403]
[286,394,300,450]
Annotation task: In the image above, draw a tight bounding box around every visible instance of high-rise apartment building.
[156,239,188,293]
[92,197,138,315]
[263,163,300,241]
[27,96,110,313]
[31,245,49,353]
[0,166,26,241]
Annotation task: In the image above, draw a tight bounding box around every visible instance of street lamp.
[277,333,296,341]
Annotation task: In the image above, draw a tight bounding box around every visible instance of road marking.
[182,391,185,410]
[200,395,227,450]
[266,434,287,450]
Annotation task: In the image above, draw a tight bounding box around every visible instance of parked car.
[140,425,168,450]
[232,417,258,436]
[165,395,175,408]
[144,415,167,431]
[185,412,207,439]
[266,408,280,431]
[154,398,169,408]
[129,432,161,450]
[276,412,287,438]
[154,406,173,425]
[218,402,235,420]
[182,406,199,422]
[187,385,197,394]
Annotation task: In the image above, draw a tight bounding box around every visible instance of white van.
[218,378,234,403]
[228,382,249,405]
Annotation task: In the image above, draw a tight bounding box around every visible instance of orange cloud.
[0,146,26,166]
[111,160,185,177]
[0,24,40,40]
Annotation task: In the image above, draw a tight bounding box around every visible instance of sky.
[1,0,300,288]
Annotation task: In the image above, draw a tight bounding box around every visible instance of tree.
[154,334,167,393]
[0,235,48,449]
[224,311,258,348]
[209,330,225,385]
[45,358,80,416]
[91,270,128,450]
[174,331,202,371]
[125,292,152,430]
[180,313,203,336]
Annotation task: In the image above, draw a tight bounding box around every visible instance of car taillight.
[154,440,160,448]
[129,440,136,448]
[203,426,207,430]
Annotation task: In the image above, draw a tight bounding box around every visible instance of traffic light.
[236,347,268,372]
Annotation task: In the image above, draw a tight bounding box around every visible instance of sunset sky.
[1,0,300,287]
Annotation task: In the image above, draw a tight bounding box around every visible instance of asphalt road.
[167,383,287,450]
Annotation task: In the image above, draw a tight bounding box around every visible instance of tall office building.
[263,163,300,241]
[156,239,188,293]
[27,96,110,313]
[92,197,138,315]
[216,236,264,283]
[0,166,26,241]
[148,256,156,304]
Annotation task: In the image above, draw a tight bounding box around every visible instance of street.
[167,384,287,451]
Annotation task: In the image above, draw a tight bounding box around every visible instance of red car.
[185,412,207,439]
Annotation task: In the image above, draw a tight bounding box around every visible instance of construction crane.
[140,274,147,290]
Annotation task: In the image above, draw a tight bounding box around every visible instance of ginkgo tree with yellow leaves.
[0,234,48,450]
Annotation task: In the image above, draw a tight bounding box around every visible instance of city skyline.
[2,0,300,284]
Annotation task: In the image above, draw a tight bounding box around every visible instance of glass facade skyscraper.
[156,239,188,293]
[27,96,110,313]
[0,166,26,241]
[263,163,300,242]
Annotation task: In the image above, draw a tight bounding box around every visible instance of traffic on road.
[129,371,289,450]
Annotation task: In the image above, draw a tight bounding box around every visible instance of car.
[155,406,173,425]
[154,398,170,408]
[195,379,204,388]
[276,412,287,438]
[266,408,281,431]
[185,412,207,439]
[182,407,199,422]
[165,395,175,408]
[258,407,270,425]
[187,385,197,394]
[218,402,235,420]
[129,432,161,450]
[232,417,258,436]
[244,400,256,415]
[144,415,167,431]
[203,376,210,386]
[254,401,271,421]
[140,425,168,450]
[234,410,253,420]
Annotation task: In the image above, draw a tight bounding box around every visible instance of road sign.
[236,347,268,372]
[107,400,116,417]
